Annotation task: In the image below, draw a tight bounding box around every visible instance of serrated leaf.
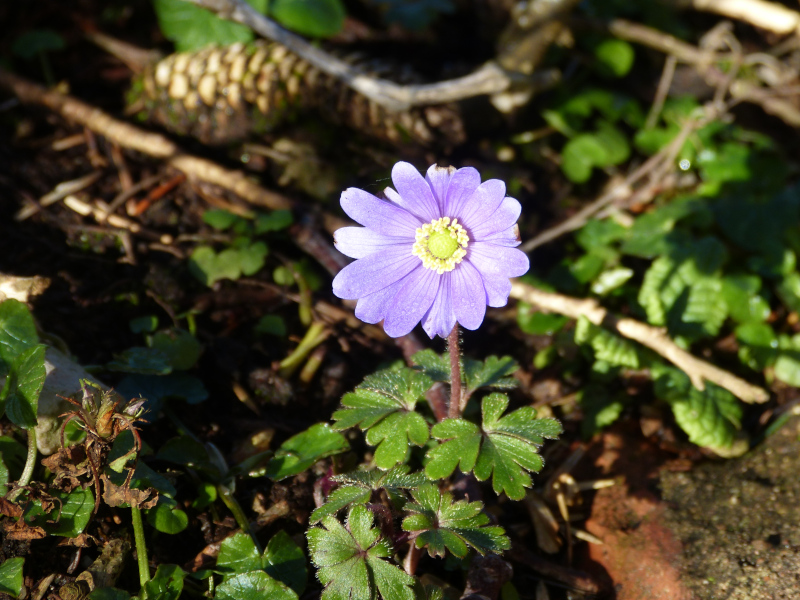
[332,465,427,490]
[142,564,185,600]
[310,486,372,523]
[402,482,510,558]
[308,505,414,600]
[426,394,561,500]
[578,385,625,437]
[333,368,431,468]
[411,349,450,382]
[0,557,24,597]
[265,424,349,480]
[721,275,771,324]
[463,356,519,395]
[574,316,641,369]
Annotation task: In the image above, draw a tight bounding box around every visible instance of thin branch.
[509,281,770,404]
[644,55,677,130]
[676,0,800,35]
[181,0,551,111]
[0,67,293,211]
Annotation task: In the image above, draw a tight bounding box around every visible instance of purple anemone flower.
[332,162,529,338]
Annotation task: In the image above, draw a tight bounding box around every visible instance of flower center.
[412,217,469,274]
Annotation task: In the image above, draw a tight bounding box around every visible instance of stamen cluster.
[412,217,469,274]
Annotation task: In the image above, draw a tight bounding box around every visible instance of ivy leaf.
[2,344,46,429]
[311,466,426,523]
[332,368,431,468]
[307,505,415,600]
[142,564,186,600]
[0,557,24,597]
[425,394,562,500]
[217,531,306,595]
[402,483,510,558]
[265,424,349,480]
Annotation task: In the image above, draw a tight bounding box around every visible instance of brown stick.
[0,68,293,211]
[510,281,770,403]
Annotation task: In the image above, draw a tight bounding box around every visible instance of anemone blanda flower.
[332,162,529,338]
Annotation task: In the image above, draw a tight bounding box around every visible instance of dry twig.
[509,281,770,403]
[672,0,800,35]
[0,67,294,211]
[181,0,556,112]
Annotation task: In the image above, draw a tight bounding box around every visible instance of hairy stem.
[131,506,150,589]
[448,325,462,419]
[403,543,422,575]
[9,429,38,501]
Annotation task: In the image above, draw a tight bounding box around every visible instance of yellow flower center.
[412,217,469,274]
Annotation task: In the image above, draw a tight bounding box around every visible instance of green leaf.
[574,316,641,368]
[411,349,450,382]
[270,0,345,37]
[263,530,307,595]
[149,329,203,371]
[463,356,519,396]
[217,530,306,594]
[402,482,510,558]
[146,504,189,534]
[0,299,39,375]
[654,367,742,449]
[238,241,269,276]
[594,39,635,77]
[255,315,287,337]
[153,0,268,52]
[106,347,172,375]
[308,505,415,600]
[517,304,568,335]
[310,486,372,523]
[561,134,607,183]
[577,385,625,437]
[188,246,242,286]
[130,316,159,334]
[255,210,294,233]
[721,275,771,324]
[142,564,186,600]
[215,571,297,600]
[87,588,131,600]
[0,557,24,597]
[426,394,562,500]
[312,466,426,523]
[115,373,208,412]
[265,424,349,480]
[3,345,45,429]
[332,368,431,468]
[591,267,634,295]
[24,488,94,537]
[12,30,65,59]
[217,532,262,576]
[203,209,241,231]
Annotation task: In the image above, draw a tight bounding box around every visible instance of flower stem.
[447,325,462,419]
[131,505,150,589]
[403,543,422,575]
[218,483,262,553]
[9,429,37,501]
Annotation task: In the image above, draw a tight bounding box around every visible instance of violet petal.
[470,197,522,240]
[480,274,513,308]
[442,167,481,220]
[355,275,408,323]
[383,266,440,337]
[341,187,421,236]
[332,245,418,299]
[391,162,440,222]
[457,179,506,227]
[422,272,456,339]
[425,164,456,215]
[468,243,530,278]
[479,224,522,247]
[451,261,486,330]
[334,227,408,259]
